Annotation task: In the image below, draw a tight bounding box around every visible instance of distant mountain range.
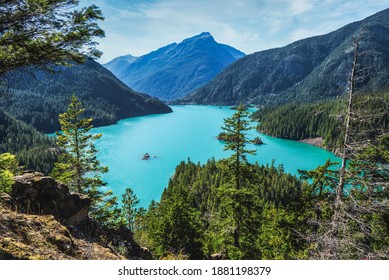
[104,32,245,101]
[181,8,389,105]
[104,54,138,76]
[1,58,172,133]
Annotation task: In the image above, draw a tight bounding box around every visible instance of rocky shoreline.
[298,137,324,148]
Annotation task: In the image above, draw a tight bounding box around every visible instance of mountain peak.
[181,8,389,106]
[182,32,214,43]
[197,31,212,38]
[104,32,245,101]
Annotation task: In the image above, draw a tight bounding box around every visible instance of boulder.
[0,192,14,209]
[11,172,90,227]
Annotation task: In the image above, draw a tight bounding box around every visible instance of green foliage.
[221,104,256,189]
[299,159,339,196]
[0,0,104,76]
[256,204,305,259]
[136,159,306,259]
[218,104,259,257]
[298,134,389,259]
[0,109,57,174]
[120,188,140,231]
[0,153,18,193]
[253,92,389,151]
[1,59,172,133]
[136,133,388,260]
[51,95,119,226]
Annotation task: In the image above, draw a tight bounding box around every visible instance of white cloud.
[288,0,315,15]
[83,0,389,63]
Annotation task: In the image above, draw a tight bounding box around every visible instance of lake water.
[93,105,339,208]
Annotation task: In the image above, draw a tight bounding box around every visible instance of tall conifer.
[51,95,118,225]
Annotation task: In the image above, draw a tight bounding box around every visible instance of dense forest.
[252,92,389,151]
[1,58,171,133]
[0,110,57,174]
[133,150,388,259]
[132,105,389,260]
[134,158,308,259]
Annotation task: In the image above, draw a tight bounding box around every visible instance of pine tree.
[51,95,118,225]
[219,104,257,255]
[221,104,256,190]
[121,188,140,231]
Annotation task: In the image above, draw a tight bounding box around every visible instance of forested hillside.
[1,58,172,133]
[129,102,389,260]
[0,110,57,174]
[134,153,389,260]
[134,159,307,259]
[252,92,389,151]
[181,9,389,105]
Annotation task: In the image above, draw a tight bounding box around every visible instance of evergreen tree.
[221,104,256,190]
[0,0,104,77]
[121,188,140,231]
[0,153,18,193]
[51,95,118,225]
[219,104,257,255]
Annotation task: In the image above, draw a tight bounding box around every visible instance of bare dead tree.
[336,39,359,205]
[304,30,389,259]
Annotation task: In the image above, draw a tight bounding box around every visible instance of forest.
[1,58,171,133]
[0,110,57,174]
[252,92,389,151]
[0,0,388,261]
[132,105,389,260]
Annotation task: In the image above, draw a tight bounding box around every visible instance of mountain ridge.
[180,8,389,105]
[104,32,245,101]
[1,58,172,133]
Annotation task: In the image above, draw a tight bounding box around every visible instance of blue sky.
[83,0,389,63]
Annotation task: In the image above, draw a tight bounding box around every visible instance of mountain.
[181,9,389,105]
[103,54,138,76]
[1,58,172,133]
[251,92,389,151]
[104,32,245,101]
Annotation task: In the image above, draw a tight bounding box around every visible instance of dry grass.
[0,206,125,260]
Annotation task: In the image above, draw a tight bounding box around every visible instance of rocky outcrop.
[0,172,152,260]
[0,205,123,260]
[12,172,90,227]
[298,137,324,148]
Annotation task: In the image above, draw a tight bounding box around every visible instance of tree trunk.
[336,40,359,207]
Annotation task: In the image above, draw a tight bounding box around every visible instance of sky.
[82,0,389,63]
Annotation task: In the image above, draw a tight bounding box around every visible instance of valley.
[0,1,388,261]
[92,105,339,208]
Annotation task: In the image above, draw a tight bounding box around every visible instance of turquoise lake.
[93,105,339,208]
